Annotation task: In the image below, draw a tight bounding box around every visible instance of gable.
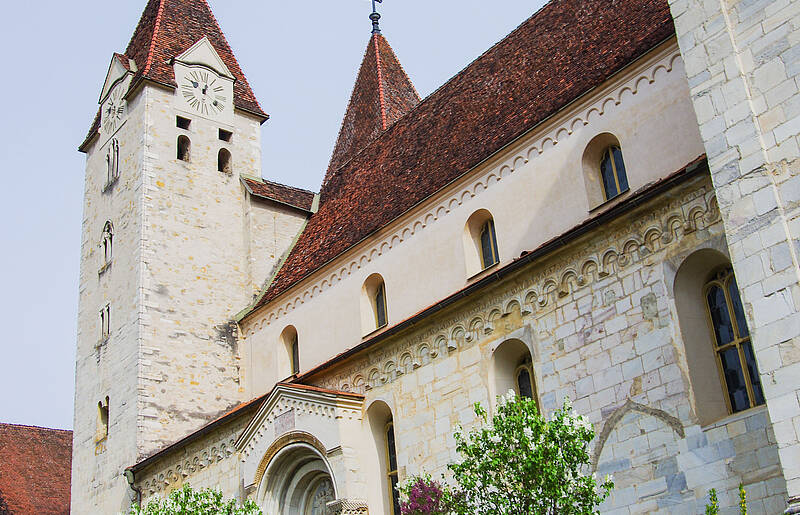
[175,36,233,79]
[99,54,135,104]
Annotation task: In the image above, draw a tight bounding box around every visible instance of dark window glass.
[600,146,629,200]
[707,286,735,346]
[376,284,387,328]
[386,423,400,515]
[480,220,499,268]
[517,369,533,399]
[719,346,749,412]
[727,279,749,338]
[742,342,765,406]
[386,424,397,471]
[291,336,299,375]
[613,147,628,192]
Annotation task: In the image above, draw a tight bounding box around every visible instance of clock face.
[181,70,227,116]
[102,85,126,134]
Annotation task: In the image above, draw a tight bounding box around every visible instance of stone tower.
[72,1,312,512]
[667,0,800,512]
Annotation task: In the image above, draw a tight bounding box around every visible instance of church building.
[72,0,800,513]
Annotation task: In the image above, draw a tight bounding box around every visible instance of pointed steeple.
[123,0,266,118]
[323,32,420,190]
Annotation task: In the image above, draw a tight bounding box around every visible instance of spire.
[124,0,266,118]
[323,32,420,192]
[370,0,382,34]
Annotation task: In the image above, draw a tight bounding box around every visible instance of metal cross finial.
[370,0,383,34]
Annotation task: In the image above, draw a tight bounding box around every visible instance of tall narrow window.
[100,305,111,340]
[515,365,535,400]
[177,135,191,162]
[106,139,120,186]
[218,148,232,173]
[97,397,109,440]
[291,334,300,375]
[480,219,499,269]
[600,146,629,200]
[102,221,114,265]
[385,421,401,515]
[375,282,388,329]
[705,268,764,414]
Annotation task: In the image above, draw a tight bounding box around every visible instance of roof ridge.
[142,0,165,76]
[0,423,72,433]
[244,176,317,195]
[374,33,388,131]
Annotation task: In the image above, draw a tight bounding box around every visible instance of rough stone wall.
[135,413,250,504]
[72,84,147,515]
[310,173,786,514]
[245,197,309,298]
[74,82,306,513]
[667,0,800,508]
[136,85,283,457]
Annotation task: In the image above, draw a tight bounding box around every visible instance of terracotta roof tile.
[246,0,675,317]
[80,0,266,151]
[242,177,317,212]
[324,34,420,191]
[0,424,72,515]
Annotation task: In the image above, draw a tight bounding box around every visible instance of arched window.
[704,267,764,413]
[102,222,113,265]
[385,421,401,515]
[464,210,500,276]
[491,339,538,407]
[480,219,499,269]
[218,148,232,174]
[600,146,628,200]
[100,304,111,340]
[515,365,535,399]
[177,135,191,162]
[280,326,300,377]
[362,274,389,334]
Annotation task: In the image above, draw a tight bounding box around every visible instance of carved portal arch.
[255,433,336,515]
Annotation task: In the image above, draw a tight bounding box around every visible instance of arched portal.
[258,441,336,515]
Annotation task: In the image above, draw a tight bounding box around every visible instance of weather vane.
[370,0,383,34]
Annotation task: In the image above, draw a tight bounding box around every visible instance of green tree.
[130,484,261,515]
[446,392,613,515]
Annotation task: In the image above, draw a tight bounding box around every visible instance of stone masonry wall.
[136,85,300,457]
[311,172,786,514]
[667,0,800,509]
[73,82,147,515]
[135,412,251,504]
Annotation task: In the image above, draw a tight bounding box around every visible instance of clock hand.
[191,81,199,88]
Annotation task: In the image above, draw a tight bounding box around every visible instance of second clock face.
[102,85,126,134]
[181,70,227,116]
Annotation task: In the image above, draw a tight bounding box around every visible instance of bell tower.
[72,1,311,512]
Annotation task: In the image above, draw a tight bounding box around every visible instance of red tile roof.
[244,0,675,318]
[324,34,420,191]
[0,424,72,515]
[242,177,317,213]
[80,0,266,151]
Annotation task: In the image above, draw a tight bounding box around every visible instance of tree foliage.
[400,392,613,515]
[130,484,261,515]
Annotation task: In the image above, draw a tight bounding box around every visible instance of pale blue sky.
[0,0,546,430]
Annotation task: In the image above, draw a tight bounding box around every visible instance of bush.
[130,484,261,515]
[399,392,613,515]
[397,474,451,515]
